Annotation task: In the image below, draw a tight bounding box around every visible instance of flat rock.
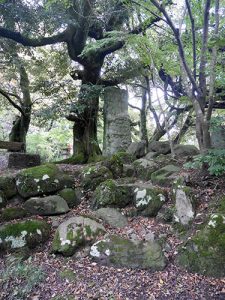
[23,195,69,216]
[94,207,128,228]
[90,235,166,271]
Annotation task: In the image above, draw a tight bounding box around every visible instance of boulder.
[123,164,135,177]
[90,235,166,271]
[1,207,28,221]
[0,175,17,199]
[148,141,170,155]
[23,195,69,216]
[0,220,50,252]
[174,186,195,225]
[151,165,181,186]
[133,158,158,180]
[94,207,128,228]
[16,163,73,198]
[156,207,174,223]
[144,152,159,160]
[173,144,199,158]
[52,216,106,256]
[92,179,132,209]
[58,188,80,208]
[177,214,225,278]
[133,186,167,217]
[126,141,146,158]
[80,165,113,190]
[8,153,41,169]
[103,152,135,178]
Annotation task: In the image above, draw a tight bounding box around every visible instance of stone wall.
[103,87,131,156]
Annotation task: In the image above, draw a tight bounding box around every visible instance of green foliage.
[185,149,225,176]
[27,121,73,162]
[0,257,46,300]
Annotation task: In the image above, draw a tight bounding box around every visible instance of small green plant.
[184,149,225,176]
[0,256,46,299]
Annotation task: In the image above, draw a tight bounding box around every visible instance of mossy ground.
[1,207,28,221]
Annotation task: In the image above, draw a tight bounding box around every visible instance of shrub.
[184,149,225,176]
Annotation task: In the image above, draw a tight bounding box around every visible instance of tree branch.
[0,27,67,47]
[0,88,25,116]
[185,0,197,82]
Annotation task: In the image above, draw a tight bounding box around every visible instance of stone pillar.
[103,87,131,156]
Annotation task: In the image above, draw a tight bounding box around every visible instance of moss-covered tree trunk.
[9,65,32,152]
[69,67,102,162]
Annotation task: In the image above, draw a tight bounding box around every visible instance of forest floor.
[0,163,225,300]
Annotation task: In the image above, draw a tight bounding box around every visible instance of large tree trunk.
[193,99,211,153]
[9,114,30,148]
[140,88,148,147]
[68,68,102,162]
[9,65,32,152]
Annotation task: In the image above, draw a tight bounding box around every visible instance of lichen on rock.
[0,220,50,252]
[177,213,225,278]
[16,163,73,198]
[133,186,167,217]
[52,216,106,256]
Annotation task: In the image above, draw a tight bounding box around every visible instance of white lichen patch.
[135,189,147,200]
[90,240,105,257]
[208,219,217,228]
[54,179,59,183]
[61,239,71,246]
[159,194,166,202]
[36,229,42,235]
[42,174,50,181]
[5,230,28,249]
[34,178,40,183]
[0,197,3,203]
[105,249,110,256]
[16,179,22,186]
[136,196,151,208]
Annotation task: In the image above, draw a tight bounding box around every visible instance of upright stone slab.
[103,87,131,156]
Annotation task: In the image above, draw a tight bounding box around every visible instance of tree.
[0,0,159,162]
[131,0,223,152]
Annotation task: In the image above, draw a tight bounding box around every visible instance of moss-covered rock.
[156,207,174,223]
[92,179,132,209]
[58,188,80,208]
[133,158,158,180]
[16,163,73,198]
[52,216,106,256]
[0,190,6,208]
[173,144,199,158]
[176,213,225,278]
[0,175,17,199]
[133,186,167,217]
[94,207,128,228]
[148,141,170,155]
[90,235,166,270]
[1,207,28,221]
[23,195,70,216]
[0,220,50,252]
[151,164,181,186]
[103,151,134,178]
[80,165,113,191]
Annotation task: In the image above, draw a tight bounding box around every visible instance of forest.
[0,0,225,299]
